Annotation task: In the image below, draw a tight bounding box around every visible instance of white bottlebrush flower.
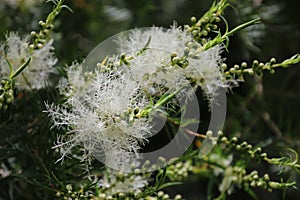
[46,70,152,167]
[118,26,191,93]
[0,32,57,90]
[57,62,93,97]
[117,26,228,102]
[186,44,226,101]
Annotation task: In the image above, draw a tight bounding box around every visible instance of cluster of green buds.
[144,191,182,200]
[185,1,263,52]
[30,0,69,51]
[96,53,133,73]
[185,0,229,44]
[170,52,189,69]
[220,165,296,195]
[96,191,138,200]
[0,57,31,110]
[219,136,267,161]
[223,53,300,81]
[0,78,14,110]
[217,135,297,192]
[242,170,296,192]
[99,191,181,200]
[166,160,193,181]
[55,184,88,200]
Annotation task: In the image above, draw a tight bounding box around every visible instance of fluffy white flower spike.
[47,69,152,167]
[0,32,57,90]
[117,26,228,102]
[118,26,191,93]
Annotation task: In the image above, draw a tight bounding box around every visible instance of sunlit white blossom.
[0,32,57,90]
[57,62,93,97]
[186,44,226,100]
[46,70,152,165]
[118,26,191,93]
[117,26,228,102]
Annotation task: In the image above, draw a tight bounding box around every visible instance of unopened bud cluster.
[0,79,14,110]
[97,170,150,199]
[144,191,182,200]
[167,160,193,181]
[29,22,54,50]
[30,0,65,50]
[96,54,133,73]
[223,57,282,82]
[187,13,222,44]
[219,136,268,160]
[55,184,87,200]
[242,170,295,192]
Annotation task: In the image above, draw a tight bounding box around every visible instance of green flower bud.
[191,16,197,23]
[221,63,227,70]
[233,65,239,70]
[37,43,43,49]
[38,21,44,26]
[215,16,221,23]
[163,194,170,199]
[252,60,259,69]
[217,131,223,136]
[259,63,264,68]
[206,130,213,138]
[202,30,208,36]
[253,174,259,180]
[247,69,254,75]
[221,137,228,143]
[263,174,270,181]
[30,31,36,37]
[231,137,238,143]
[212,24,218,30]
[192,30,198,36]
[158,191,164,197]
[229,68,235,74]
[172,56,179,64]
[250,180,256,187]
[43,29,49,35]
[56,192,61,197]
[270,58,276,65]
[260,153,267,158]
[204,17,209,23]
[66,184,72,191]
[241,62,247,68]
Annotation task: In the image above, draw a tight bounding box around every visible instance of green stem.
[139,88,183,117]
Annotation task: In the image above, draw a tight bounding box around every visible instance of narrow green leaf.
[157,181,182,190]
[11,57,31,79]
